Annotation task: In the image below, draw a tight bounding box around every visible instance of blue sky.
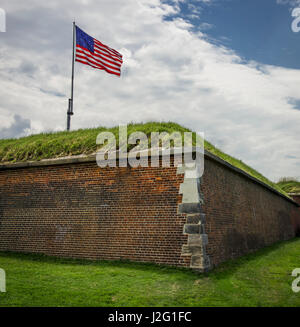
[164,0,300,69]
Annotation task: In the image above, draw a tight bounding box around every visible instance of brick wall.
[202,156,298,267]
[0,159,190,267]
[0,153,299,270]
[289,194,300,236]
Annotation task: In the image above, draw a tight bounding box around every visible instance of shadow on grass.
[0,250,198,277]
[206,237,300,279]
[0,238,299,280]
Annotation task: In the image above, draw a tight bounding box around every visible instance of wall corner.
[177,163,211,272]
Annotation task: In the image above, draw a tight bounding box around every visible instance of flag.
[75,25,123,77]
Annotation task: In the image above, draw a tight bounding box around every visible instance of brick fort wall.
[0,159,190,267]
[288,194,300,236]
[0,153,299,270]
[202,155,298,268]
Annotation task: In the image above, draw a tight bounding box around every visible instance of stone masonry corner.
[177,162,211,272]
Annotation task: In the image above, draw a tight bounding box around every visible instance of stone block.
[186,213,206,224]
[178,202,202,214]
[188,234,208,246]
[183,224,200,234]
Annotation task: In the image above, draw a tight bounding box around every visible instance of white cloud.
[198,22,213,30]
[277,0,300,7]
[0,0,299,181]
[0,114,31,139]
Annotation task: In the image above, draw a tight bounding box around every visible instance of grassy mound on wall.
[0,121,288,197]
[277,178,300,194]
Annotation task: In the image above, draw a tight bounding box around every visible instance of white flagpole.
[67,21,76,131]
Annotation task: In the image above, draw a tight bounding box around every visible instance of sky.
[0,0,300,181]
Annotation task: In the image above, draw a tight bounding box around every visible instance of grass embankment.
[277,178,300,194]
[0,238,299,306]
[0,122,287,196]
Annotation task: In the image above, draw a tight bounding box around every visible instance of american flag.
[75,25,123,77]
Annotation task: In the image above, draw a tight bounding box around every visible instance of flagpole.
[67,21,76,131]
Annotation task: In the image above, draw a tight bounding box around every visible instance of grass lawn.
[0,238,299,307]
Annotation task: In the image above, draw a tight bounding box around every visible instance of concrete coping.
[0,147,203,169]
[0,146,298,207]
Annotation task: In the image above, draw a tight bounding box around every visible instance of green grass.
[277,178,300,194]
[0,122,287,197]
[0,238,300,307]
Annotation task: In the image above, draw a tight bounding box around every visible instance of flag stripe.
[93,47,123,65]
[77,49,120,73]
[77,49,121,72]
[94,43,123,63]
[76,51,121,73]
[76,59,120,76]
[76,58,121,76]
[76,45,121,76]
[94,43,122,61]
[76,46,121,70]
[94,49,122,67]
[75,25,123,77]
[94,39,122,59]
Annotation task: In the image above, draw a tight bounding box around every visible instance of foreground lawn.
[0,238,300,307]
